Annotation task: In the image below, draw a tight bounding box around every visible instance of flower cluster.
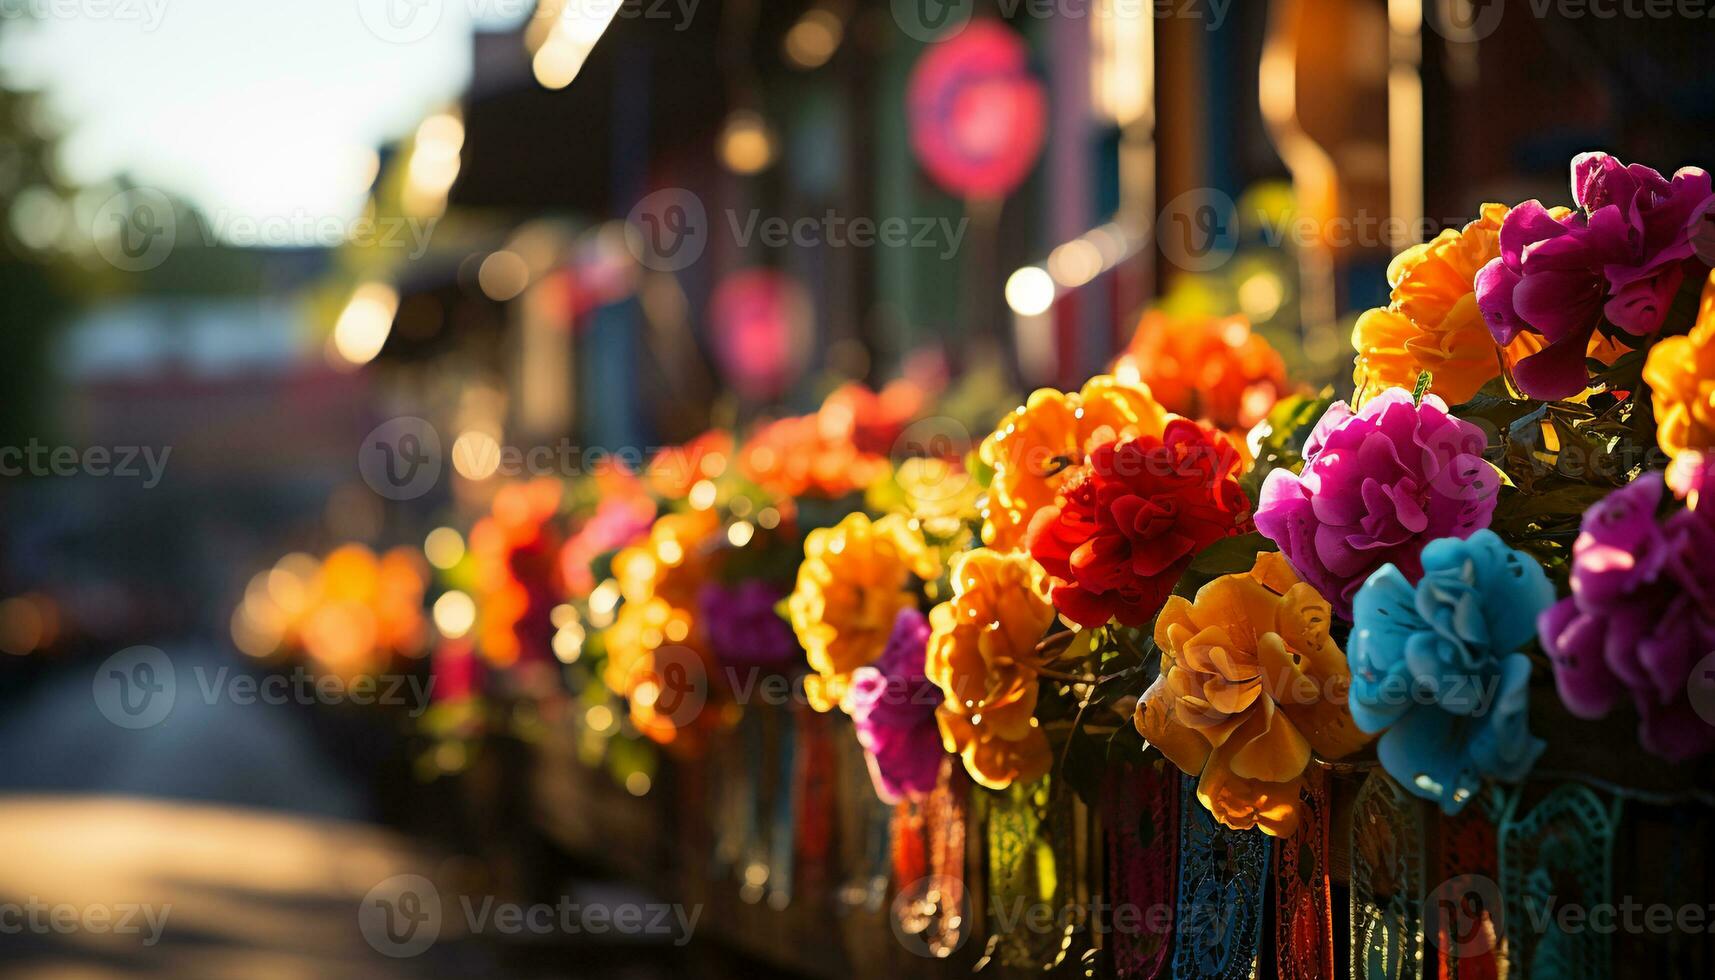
[231,543,429,678]
[1136,553,1369,836]
[1114,311,1286,431]
[1255,389,1499,619]
[788,512,938,712]
[926,549,1059,790]
[1476,152,1714,400]
[604,508,725,750]
[1028,419,1251,628]
[1349,531,1553,813]
[978,375,1168,551]
[740,382,923,500]
[1352,204,1510,405]
[469,478,565,668]
[382,148,1715,829]
[846,609,943,802]
[1539,460,1715,761]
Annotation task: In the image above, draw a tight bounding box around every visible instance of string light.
[432,591,477,639]
[330,282,399,368]
[1004,266,1055,316]
[719,110,776,175]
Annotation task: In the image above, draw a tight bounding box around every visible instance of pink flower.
[1540,466,1715,762]
[1475,152,1713,400]
[845,609,943,803]
[1254,389,1499,618]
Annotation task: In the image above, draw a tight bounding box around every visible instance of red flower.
[1026,419,1251,628]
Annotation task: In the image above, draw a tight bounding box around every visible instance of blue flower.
[1348,530,1553,813]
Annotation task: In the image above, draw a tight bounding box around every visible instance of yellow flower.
[897,457,982,526]
[606,509,722,750]
[1134,553,1369,836]
[978,375,1168,551]
[1353,203,1510,405]
[926,549,1058,789]
[1645,269,1715,460]
[789,513,938,712]
[613,510,720,610]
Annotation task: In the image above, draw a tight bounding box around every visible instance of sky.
[1,0,526,244]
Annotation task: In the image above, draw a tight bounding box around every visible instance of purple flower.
[698,581,801,672]
[1255,388,1498,619]
[1540,470,1715,762]
[1475,152,1714,400]
[845,609,943,803]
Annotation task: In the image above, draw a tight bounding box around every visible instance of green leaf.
[1239,390,1335,501]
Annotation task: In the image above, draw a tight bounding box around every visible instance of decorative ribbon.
[1350,768,1428,980]
[891,799,928,894]
[1173,773,1271,980]
[1103,761,1177,979]
[1499,784,1621,979]
[737,709,776,903]
[1433,786,1510,980]
[921,756,968,956]
[1276,766,1333,980]
[985,777,1064,968]
[762,705,800,908]
[711,710,759,878]
[789,704,836,905]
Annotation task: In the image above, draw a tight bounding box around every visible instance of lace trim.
[1276,766,1333,980]
[1499,784,1621,979]
[1104,761,1178,979]
[1351,769,1428,979]
[1173,773,1271,979]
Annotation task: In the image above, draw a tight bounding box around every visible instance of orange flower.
[468,479,563,667]
[612,509,721,611]
[647,431,733,500]
[819,379,925,457]
[1353,204,1514,405]
[605,508,724,751]
[741,414,889,499]
[788,513,938,712]
[1645,269,1715,460]
[604,597,722,751]
[738,381,920,499]
[978,375,1169,551]
[1114,312,1286,431]
[925,549,1058,790]
[1134,553,1369,836]
[260,545,428,679]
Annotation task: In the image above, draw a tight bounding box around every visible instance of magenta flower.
[1254,388,1499,619]
[845,609,943,803]
[698,581,801,672]
[1475,152,1714,400]
[1541,462,1715,762]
